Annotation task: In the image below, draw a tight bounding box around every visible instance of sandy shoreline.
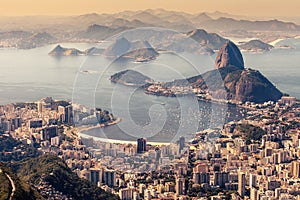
[269,36,300,46]
[79,132,171,146]
[269,38,285,46]
[77,117,170,145]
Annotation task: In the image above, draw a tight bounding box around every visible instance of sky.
[1,0,300,17]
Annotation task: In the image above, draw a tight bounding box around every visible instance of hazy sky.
[1,0,300,17]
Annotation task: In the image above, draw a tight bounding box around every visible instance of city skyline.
[1,0,300,17]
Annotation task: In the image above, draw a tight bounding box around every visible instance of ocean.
[0,38,299,142]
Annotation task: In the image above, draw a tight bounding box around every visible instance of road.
[5,173,16,200]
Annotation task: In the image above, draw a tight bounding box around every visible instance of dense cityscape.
[1,1,300,200]
[0,94,299,200]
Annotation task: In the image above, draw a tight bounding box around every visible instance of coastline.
[269,38,285,46]
[79,132,170,146]
[76,117,121,132]
[77,117,170,145]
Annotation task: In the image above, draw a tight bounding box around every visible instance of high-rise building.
[278,150,288,163]
[238,172,246,197]
[29,119,43,128]
[58,105,73,124]
[37,101,43,113]
[193,172,210,184]
[137,138,147,154]
[65,105,73,124]
[2,120,11,132]
[89,168,101,185]
[155,147,161,162]
[104,169,116,187]
[179,136,185,152]
[175,177,185,195]
[249,173,257,188]
[41,126,58,141]
[11,117,21,130]
[119,188,135,200]
[165,182,175,192]
[250,187,258,200]
[291,161,300,178]
[214,172,229,188]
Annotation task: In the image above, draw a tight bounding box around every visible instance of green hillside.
[15,155,119,200]
[0,163,44,200]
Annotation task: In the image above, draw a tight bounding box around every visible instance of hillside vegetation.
[0,163,44,200]
[15,155,119,200]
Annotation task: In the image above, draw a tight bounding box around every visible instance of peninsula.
[112,41,283,104]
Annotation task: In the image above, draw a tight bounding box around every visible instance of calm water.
[0,39,299,142]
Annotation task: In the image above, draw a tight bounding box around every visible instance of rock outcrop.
[193,41,281,103]
[186,66,283,103]
[215,41,244,70]
[48,45,84,56]
[110,70,153,87]
[187,29,228,50]
[84,47,105,55]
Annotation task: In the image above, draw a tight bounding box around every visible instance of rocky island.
[48,45,85,56]
[48,45,105,56]
[110,69,153,87]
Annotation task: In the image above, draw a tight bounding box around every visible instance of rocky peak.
[215,41,244,69]
[53,44,63,50]
[103,37,131,57]
[48,45,64,55]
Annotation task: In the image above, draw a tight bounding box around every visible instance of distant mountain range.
[49,29,274,58]
[69,9,300,32]
[76,24,128,41]
[1,9,300,49]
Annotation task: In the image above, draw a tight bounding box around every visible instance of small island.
[110,69,153,87]
[48,45,85,56]
[239,39,274,52]
[48,45,104,56]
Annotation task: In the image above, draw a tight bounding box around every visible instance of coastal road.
[5,172,16,200]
